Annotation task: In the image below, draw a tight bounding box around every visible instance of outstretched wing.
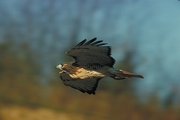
[66,38,115,67]
[59,72,101,94]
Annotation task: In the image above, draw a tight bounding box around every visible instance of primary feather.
[66,37,115,67]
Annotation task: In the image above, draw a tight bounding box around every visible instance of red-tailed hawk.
[56,38,143,94]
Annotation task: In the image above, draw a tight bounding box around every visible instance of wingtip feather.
[75,39,86,46]
[84,37,97,45]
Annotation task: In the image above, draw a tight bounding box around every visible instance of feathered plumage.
[66,38,115,67]
[56,38,143,94]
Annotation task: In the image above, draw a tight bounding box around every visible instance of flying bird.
[56,38,143,94]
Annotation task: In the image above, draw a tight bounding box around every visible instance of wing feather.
[59,72,101,94]
[91,40,103,45]
[66,38,115,67]
[84,37,97,45]
[75,39,86,46]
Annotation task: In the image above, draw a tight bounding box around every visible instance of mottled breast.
[63,63,105,79]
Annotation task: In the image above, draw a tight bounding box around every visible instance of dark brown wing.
[59,72,101,94]
[66,38,115,67]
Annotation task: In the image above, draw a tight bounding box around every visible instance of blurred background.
[0,0,180,119]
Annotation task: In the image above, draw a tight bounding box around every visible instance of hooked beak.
[56,64,63,70]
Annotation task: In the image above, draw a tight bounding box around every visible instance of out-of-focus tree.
[0,39,41,104]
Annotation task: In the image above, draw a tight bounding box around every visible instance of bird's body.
[56,38,143,94]
[57,62,106,79]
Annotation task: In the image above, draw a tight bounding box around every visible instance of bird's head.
[56,64,64,70]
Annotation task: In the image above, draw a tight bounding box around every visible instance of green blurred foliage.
[0,40,41,105]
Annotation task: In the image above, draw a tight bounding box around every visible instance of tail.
[119,70,144,79]
[110,69,144,80]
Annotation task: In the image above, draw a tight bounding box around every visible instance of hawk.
[56,38,143,94]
